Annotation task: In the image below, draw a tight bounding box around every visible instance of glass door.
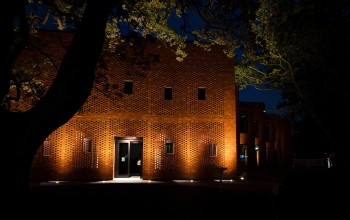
[115,137,143,178]
[129,141,142,176]
[117,140,129,177]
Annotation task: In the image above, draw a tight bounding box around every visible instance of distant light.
[55,181,59,184]
[190,180,194,182]
[148,180,152,182]
[240,177,245,181]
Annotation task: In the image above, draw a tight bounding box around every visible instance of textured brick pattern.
[24,31,238,181]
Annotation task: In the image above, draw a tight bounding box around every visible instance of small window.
[209,144,217,157]
[43,139,51,156]
[198,87,206,100]
[239,112,248,133]
[124,81,133,94]
[165,140,174,154]
[164,87,173,100]
[83,137,92,152]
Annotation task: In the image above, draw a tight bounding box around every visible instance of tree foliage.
[4,0,260,110]
[238,0,350,171]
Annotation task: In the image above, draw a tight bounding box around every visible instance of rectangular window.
[198,87,206,100]
[254,120,259,137]
[239,112,248,133]
[239,145,248,166]
[164,87,173,100]
[124,81,133,94]
[83,137,92,152]
[209,144,217,157]
[43,139,51,156]
[165,140,174,154]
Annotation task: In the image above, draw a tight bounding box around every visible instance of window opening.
[83,137,92,152]
[164,87,173,100]
[124,81,133,94]
[209,144,217,157]
[198,87,206,100]
[165,140,174,154]
[239,112,248,133]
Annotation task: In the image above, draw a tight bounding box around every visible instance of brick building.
[14,31,290,182]
[238,102,292,175]
[21,31,239,181]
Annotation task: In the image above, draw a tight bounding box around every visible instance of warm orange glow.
[27,34,239,181]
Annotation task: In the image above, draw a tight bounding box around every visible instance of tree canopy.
[240,0,350,170]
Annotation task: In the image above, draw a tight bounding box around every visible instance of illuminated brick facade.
[25,31,238,181]
[21,31,291,182]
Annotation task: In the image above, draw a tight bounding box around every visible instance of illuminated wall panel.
[28,31,238,181]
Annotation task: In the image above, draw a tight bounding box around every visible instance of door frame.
[114,136,143,178]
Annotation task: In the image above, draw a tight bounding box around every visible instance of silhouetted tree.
[0,0,115,199]
[237,0,350,174]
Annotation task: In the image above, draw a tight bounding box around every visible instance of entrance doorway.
[114,137,143,178]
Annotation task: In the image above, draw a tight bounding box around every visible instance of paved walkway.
[26,169,342,220]
[29,175,281,195]
[28,177,281,219]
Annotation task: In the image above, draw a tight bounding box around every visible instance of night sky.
[239,86,282,114]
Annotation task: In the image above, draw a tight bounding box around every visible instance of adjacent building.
[238,102,292,175]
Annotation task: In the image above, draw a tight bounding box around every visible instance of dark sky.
[239,86,282,114]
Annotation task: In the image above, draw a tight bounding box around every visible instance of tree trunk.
[0,0,115,203]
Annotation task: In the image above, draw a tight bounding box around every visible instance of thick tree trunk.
[0,0,115,203]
